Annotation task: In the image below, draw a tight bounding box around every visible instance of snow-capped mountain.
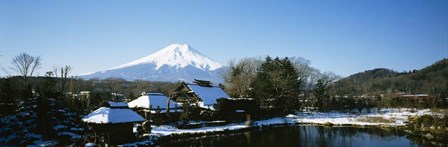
[80,44,226,83]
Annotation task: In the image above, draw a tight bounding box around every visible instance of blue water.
[159,125,421,147]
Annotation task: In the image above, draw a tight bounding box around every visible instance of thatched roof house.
[128,93,181,113]
[82,102,144,124]
[82,102,144,145]
[172,79,230,110]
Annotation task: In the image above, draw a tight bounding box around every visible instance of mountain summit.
[112,44,223,71]
[80,44,226,83]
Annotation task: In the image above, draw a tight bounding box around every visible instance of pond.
[158,125,421,147]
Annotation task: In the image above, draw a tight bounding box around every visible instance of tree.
[290,57,320,111]
[10,53,42,87]
[57,65,72,99]
[134,80,150,96]
[41,71,58,99]
[223,57,261,98]
[104,78,125,101]
[251,56,300,114]
[291,57,314,89]
[0,78,16,116]
[314,72,338,111]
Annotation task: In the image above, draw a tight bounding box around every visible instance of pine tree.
[252,56,300,114]
[0,78,16,116]
[314,79,327,111]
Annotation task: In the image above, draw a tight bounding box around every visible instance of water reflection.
[159,125,421,147]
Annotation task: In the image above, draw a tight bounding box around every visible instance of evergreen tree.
[0,78,16,116]
[314,79,327,111]
[252,56,300,114]
[313,72,338,111]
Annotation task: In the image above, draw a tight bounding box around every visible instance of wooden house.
[82,102,144,145]
[398,94,432,103]
[171,79,230,110]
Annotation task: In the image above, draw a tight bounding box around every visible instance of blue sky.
[0,0,447,77]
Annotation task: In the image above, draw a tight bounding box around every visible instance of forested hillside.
[333,58,448,96]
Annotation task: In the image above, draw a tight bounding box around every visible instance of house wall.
[172,83,200,103]
[89,123,137,145]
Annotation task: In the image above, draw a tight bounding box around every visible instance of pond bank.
[157,125,420,147]
[122,108,441,146]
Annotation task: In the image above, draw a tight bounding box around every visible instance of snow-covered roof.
[128,95,150,109]
[82,107,144,124]
[186,83,230,106]
[128,93,179,109]
[108,102,128,108]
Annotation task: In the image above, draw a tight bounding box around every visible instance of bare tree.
[59,65,72,98]
[222,57,261,98]
[10,53,42,87]
[134,80,150,96]
[104,78,125,101]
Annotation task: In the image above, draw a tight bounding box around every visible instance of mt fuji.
[80,44,226,83]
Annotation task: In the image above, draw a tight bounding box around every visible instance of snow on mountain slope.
[112,44,223,70]
[80,44,226,83]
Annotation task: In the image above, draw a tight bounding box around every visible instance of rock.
[424,133,434,140]
[85,143,96,147]
[323,122,334,127]
[404,129,413,135]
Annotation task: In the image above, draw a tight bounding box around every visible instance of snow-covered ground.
[0,98,85,146]
[293,108,432,126]
[151,108,432,136]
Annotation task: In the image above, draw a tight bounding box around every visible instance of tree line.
[222,56,339,115]
[0,53,178,117]
[223,57,448,115]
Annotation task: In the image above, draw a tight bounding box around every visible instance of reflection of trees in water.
[298,126,408,147]
[332,127,356,146]
[160,126,415,147]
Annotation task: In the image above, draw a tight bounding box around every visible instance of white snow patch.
[33,139,58,146]
[53,125,67,130]
[294,108,433,126]
[148,108,433,138]
[152,123,247,136]
[59,132,81,139]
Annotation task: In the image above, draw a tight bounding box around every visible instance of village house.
[398,94,432,103]
[111,92,125,102]
[171,79,230,110]
[81,102,144,145]
[128,92,182,119]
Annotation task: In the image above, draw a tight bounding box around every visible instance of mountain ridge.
[80,44,226,83]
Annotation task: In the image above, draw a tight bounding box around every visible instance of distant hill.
[334,58,448,95]
[338,68,398,86]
